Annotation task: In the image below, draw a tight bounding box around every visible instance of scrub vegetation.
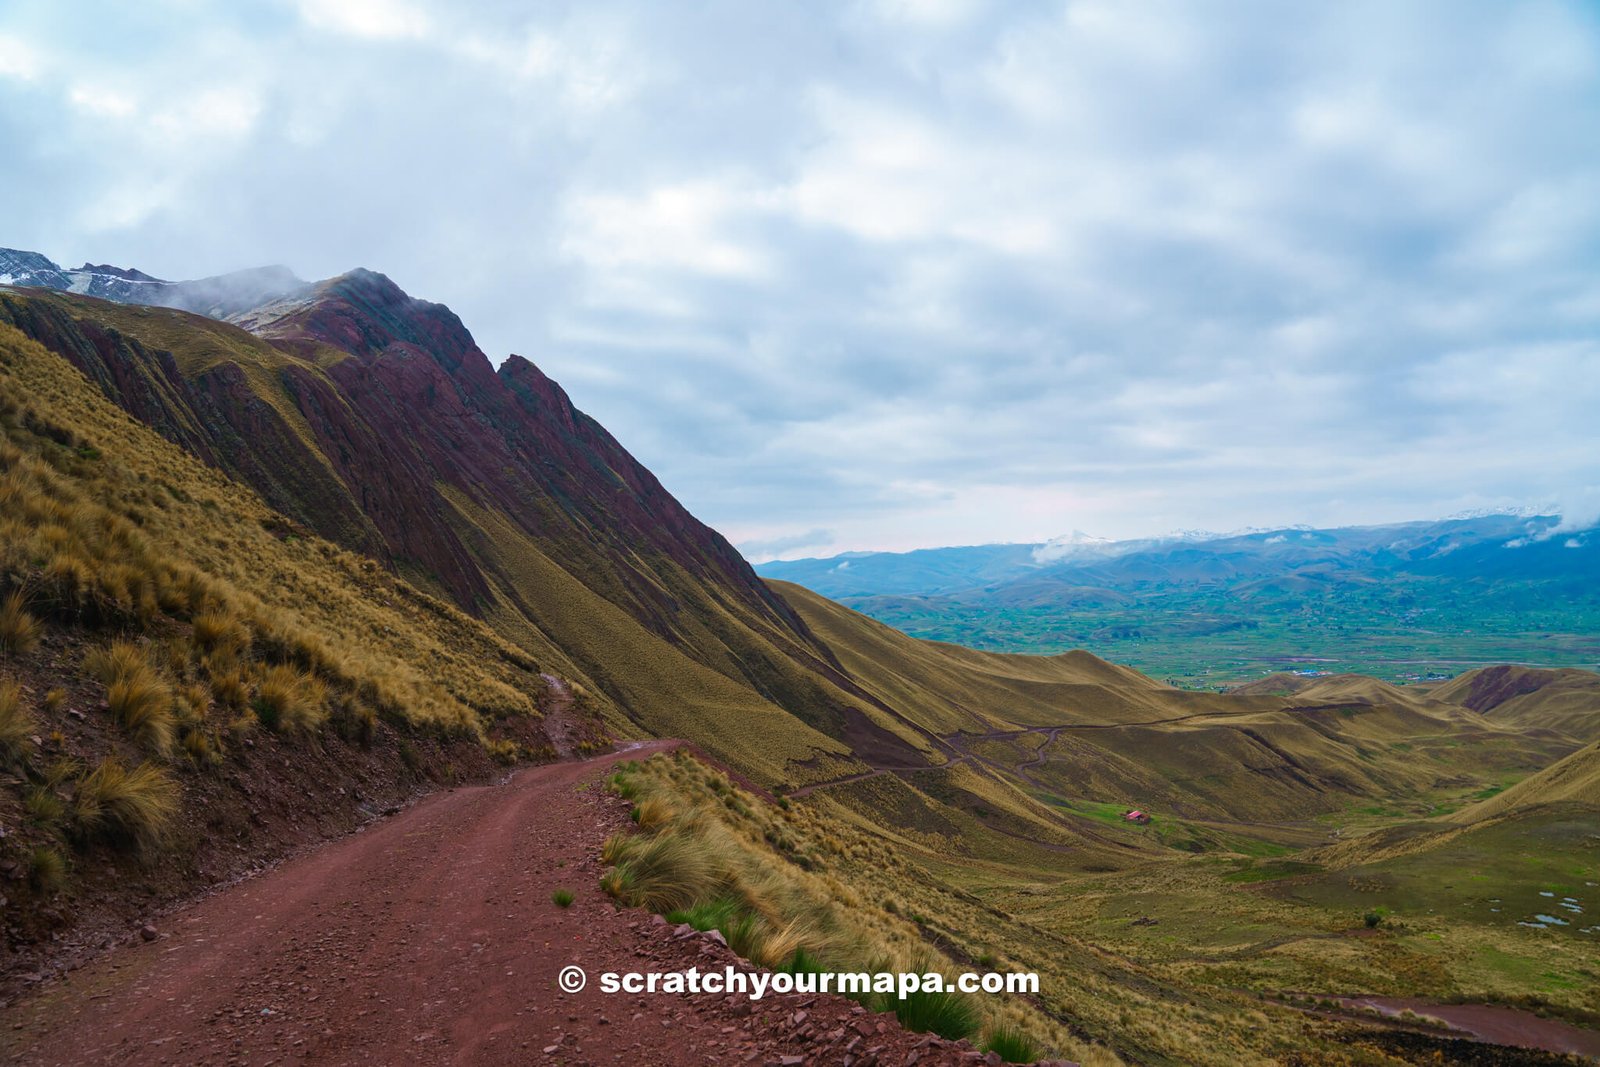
[599,752,1104,1064]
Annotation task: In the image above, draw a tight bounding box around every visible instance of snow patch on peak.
[0,245,307,323]
[1445,505,1542,521]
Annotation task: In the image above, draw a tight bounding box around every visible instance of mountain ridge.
[0,253,940,779]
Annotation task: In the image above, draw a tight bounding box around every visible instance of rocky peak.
[242,267,493,382]
[75,262,163,282]
[0,246,169,302]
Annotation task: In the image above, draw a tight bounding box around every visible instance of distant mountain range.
[0,247,306,318]
[759,515,1595,596]
[757,516,1600,683]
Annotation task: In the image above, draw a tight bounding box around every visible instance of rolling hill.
[1429,664,1600,741]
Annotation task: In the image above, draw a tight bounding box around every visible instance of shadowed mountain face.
[0,256,865,752]
[243,269,800,632]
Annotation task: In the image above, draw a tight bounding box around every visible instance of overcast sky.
[3,1,1598,560]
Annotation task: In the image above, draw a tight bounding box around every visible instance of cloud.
[0,32,41,81]
[1543,491,1600,539]
[561,178,776,280]
[296,0,432,41]
[736,528,836,562]
[2,1,1597,559]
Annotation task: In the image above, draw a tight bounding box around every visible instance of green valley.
[759,528,1600,688]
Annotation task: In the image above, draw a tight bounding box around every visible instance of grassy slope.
[438,486,858,783]
[779,579,1234,731]
[1431,665,1600,741]
[769,578,1600,1059]
[0,321,553,731]
[1451,741,1600,820]
[0,290,393,562]
[778,580,1582,823]
[0,319,630,967]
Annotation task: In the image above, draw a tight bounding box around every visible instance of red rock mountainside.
[0,277,924,769]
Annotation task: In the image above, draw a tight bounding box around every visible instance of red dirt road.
[1,743,995,1067]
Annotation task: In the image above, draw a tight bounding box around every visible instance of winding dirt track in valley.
[0,743,985,1067]
[538,673,581,758]
[789,713,1212,798]
[790,703,1359,799]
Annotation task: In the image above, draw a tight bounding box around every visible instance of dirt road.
[2,743,997,1066]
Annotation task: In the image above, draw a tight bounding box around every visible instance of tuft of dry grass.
[84,641,147,685]
[0,589,39,654]
[753,916,823,970]
[600,832,721,913]
[0,677,34,763]
[176,683,211,725]
[483,737,518,764]
[191,608,250,656]
[28,844,67,893]
[181,725,221,765]
[330,693,377,745]
[93,642,175,756]
[631,795,674,831]
[601,832,634,866]
[208,666,248,710]
[252,664,328,733]
[24,783,65,825]
[73,757,180,851]
[984,1025,1042,1064]
[227,710,260,741]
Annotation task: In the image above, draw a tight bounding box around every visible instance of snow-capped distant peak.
[1157,528,1225,542]
[1162,524,1317,542]
[1444,505,1542,521]
[1043,530,1114,548]
[0,246,308,322]
[0,246,170,303]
